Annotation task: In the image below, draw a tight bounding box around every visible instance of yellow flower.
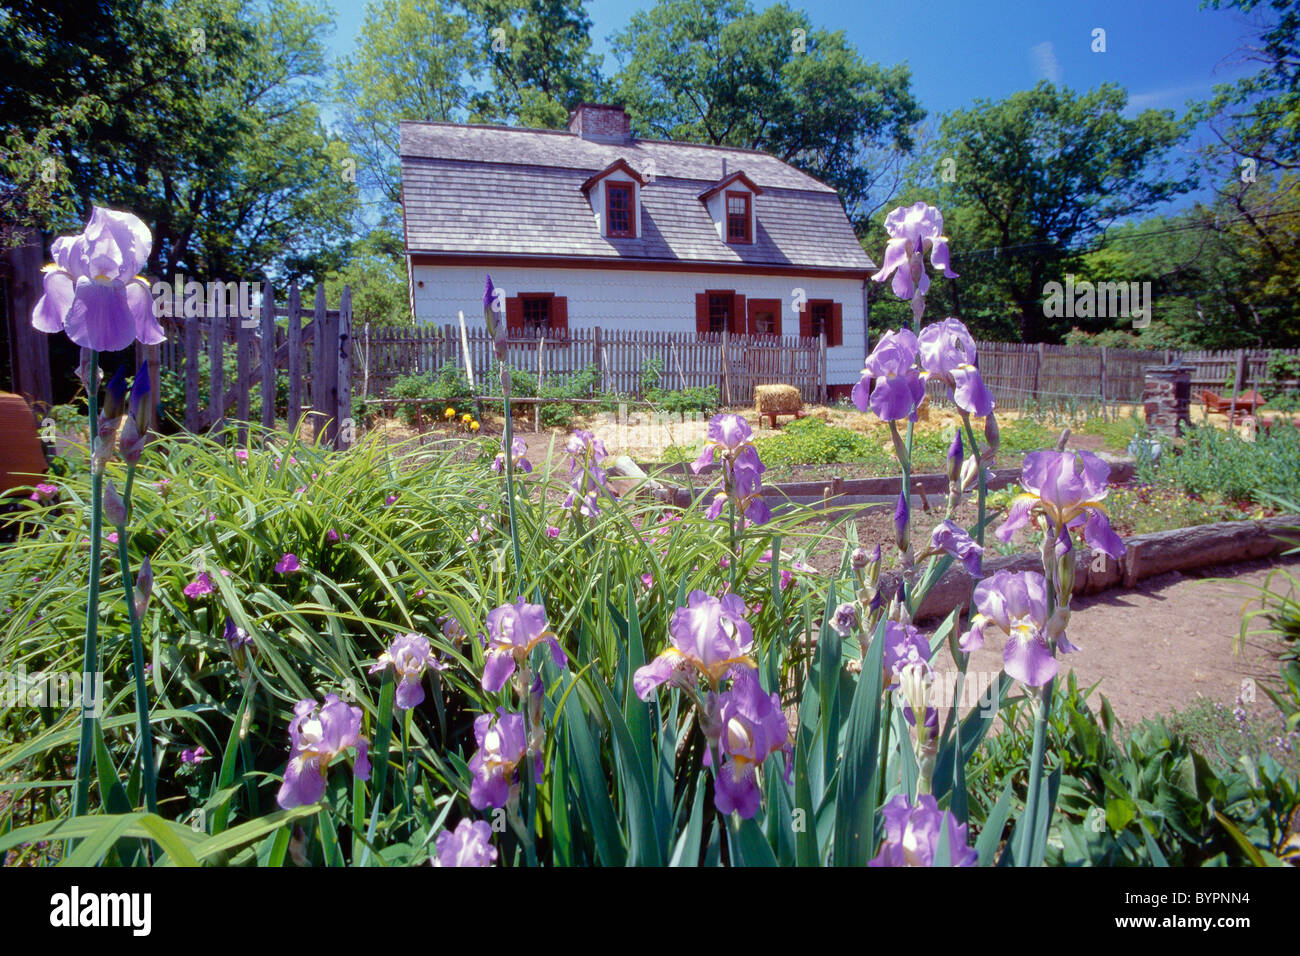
[444,407,455,420]
[470,421,480,432]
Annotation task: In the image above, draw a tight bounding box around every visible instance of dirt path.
[955,556,1298,728]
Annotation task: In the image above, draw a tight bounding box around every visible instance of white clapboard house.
[400,103,873,399]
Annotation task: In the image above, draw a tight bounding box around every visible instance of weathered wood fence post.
[336,286,353,450]
[261,281,276,431]
[287,283,302,433]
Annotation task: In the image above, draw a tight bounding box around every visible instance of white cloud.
[1127,83,1208,110]
[1031,41,1063,85]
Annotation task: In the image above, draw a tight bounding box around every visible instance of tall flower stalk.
[30,207,164,820]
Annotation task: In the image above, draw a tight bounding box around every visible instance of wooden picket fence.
[926,342,1300,411]
[356,325,827,406]
[151,282,354,449]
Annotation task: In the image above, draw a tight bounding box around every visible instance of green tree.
[609,0,923,227]
[0,0,358,280]
[317,229,411,330]
[1201,0,1299,172]
[930,82,1191,341]
[465,0,601,129]
[334,0,484,204]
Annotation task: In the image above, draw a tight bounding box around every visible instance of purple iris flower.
[870,202,959,303]
[563,429,610,514]
[707,670,792,818]
[492,436,533,475]
[917,318,994,416]
[879,621,931,687]
[634,591,755,698]
[959,569,1067,687]
[894,489,910,552]
[484,275,506,360]
[467,708,540,810]
[695,414,770,526]
[851,328,927,422]
[31,207,166,352]
[930,519,983,575]
[433,819,498,867]
[481,598,567,693]
[691,413,755,473]
[868,794,978,867]
[370,633,449,710]
[996,450,1126,561]
[947,431,963,481]
[276,694,371,809]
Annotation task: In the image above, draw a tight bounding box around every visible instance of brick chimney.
[567,104,632,143]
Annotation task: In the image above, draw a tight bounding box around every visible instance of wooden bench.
[1201,389,1266,423]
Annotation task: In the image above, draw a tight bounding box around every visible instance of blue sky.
[324,0,1259,120]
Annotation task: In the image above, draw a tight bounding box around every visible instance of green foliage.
[609,0,923,226]
[925,82,1191,341]
[753,417,880,467]
[645,385,720,417]
[1138,422,1300,503]
[388,364,474,425]
[972,673,1299,866]
[1263,350,1300,401]
[0,0,357,277]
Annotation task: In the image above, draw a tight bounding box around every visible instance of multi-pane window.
[725,191,751,243]
[606,182,634,237]
[521,295,550,334]
[809,301,831,340]
[753,306,776,335]
[708,293,732,333]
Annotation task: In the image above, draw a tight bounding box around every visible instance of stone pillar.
[1142,364,1192,437]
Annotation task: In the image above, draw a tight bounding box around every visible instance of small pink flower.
[206,511,217,522]
[546,526,560,538]
[154,478,172,497]
[29,482,59,503]
[184,573,215,599]
[385,493,399,506]
[235,449,248,462]
[295,486,307,494]
[275,553,301,574]
[181,746,208,764]
[780,570,793,590]
[641,573,654,589]
[325,529,340,543]
[220,569,232,577]
[107,532,119,544]
[720,557,730,569]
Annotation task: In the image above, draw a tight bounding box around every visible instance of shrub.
[754,417,880,466]
[1138,422,1300,504]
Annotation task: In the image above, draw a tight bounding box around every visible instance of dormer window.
[699,170,762,247]
[606,181,635,238]
[726,191,751,243]
[581,159,646,241]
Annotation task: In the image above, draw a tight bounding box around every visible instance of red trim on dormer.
[697,170,764,202]
[580,158,647,192]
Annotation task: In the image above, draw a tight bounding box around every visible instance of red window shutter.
[505,296,523,333]
[695,293,709,335]
[550,296,568,334]
[830,303,843,347]
[770,303,782,338]
[798,301,811,339]
[731,294,746,334]
[746,298,758,336]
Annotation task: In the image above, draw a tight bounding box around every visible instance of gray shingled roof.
[400,121,874,272]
